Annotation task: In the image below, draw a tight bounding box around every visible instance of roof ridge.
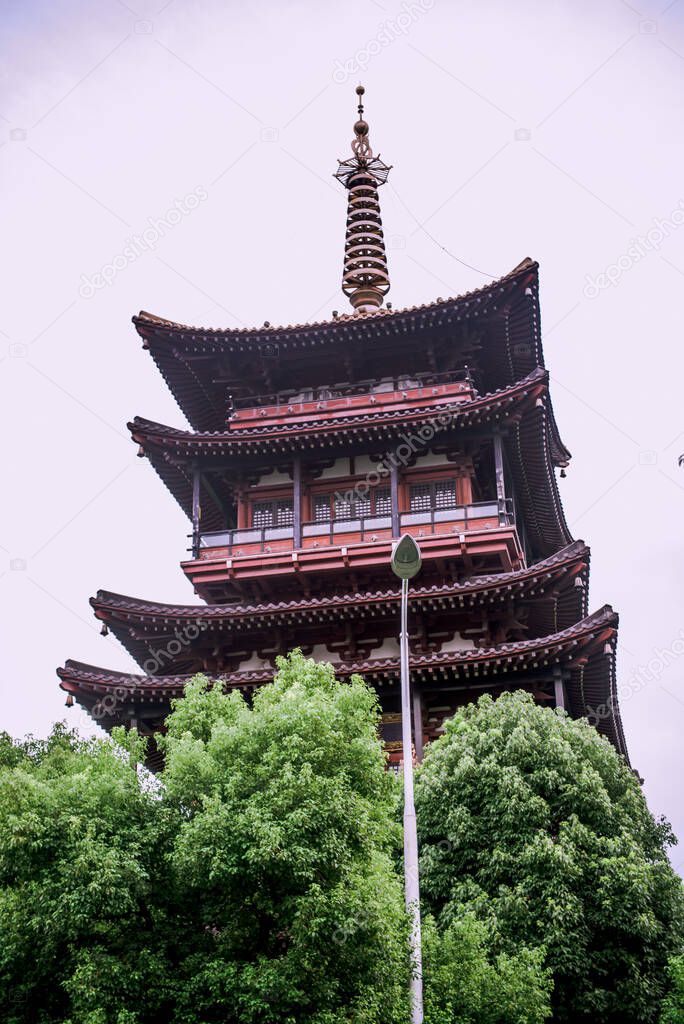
[133,259,538,338]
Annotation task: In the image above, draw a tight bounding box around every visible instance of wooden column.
[493,433,506,524]
[412,686,424,762]
[236,486,248,529]
[493,433,506,501]
[553,665,566,710]
[191,465,201,558]
[458,468,470,505]
[293,456,302,549]
[390,460,400,538]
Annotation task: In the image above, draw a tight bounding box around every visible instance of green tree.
[415,691,684,1024]
[0,653,410,1023]
[0,724,174,1023]
[422,912,552,1024]
[660,955,684,1023]
[158,652,410,1023]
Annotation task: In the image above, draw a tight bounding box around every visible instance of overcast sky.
[2,0,683,859]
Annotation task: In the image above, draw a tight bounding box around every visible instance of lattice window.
[374,485,391,516]
[252,501,274,528]
[252,498,293,528]
[355,493,371,517]
[434,479,456,509]
[334,493,355,521]
[409,482,432,512]
[409,479,457,513]
[314,484,392,522]
[313,493,331,522]
[275,499,294,526]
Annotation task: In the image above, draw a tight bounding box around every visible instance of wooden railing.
[229,368,473,414]
[194,499,514,558]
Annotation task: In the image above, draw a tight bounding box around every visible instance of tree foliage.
[0,723,172,1023]
[2,667,682,1022]
[422,912,552,1024]
[660,955,684,1024]
[157,652,410,1023]
[415,691,684,1024]
[0,655,409,1024]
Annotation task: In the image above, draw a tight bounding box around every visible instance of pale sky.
[1,0,683,862]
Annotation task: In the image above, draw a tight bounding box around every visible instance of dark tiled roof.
[129,369,570,554]
[60,604,614,694]
[92,543,589,673]
[92,540,589,623]
[134,258,537,339]
[57,604,626,757]
[130,368,548,453]
[133,259,548,435]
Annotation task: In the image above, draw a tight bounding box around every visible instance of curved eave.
[58,605,626,757]
[481,265,570,468]
[508,397,573,558]
[131,368,547,454]
[131,370,565,538]
[90,540,591,667]
[134,258,537,345]
[133,259,541,433]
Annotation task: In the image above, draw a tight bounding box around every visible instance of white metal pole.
[400,576,423,1023]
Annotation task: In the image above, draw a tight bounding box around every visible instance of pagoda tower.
[58,89,628,770]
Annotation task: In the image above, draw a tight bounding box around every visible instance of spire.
[334,85,392,313]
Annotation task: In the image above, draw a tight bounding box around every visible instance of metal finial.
[334,86,392,313]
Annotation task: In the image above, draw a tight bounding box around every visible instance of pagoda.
[58,87,628,770]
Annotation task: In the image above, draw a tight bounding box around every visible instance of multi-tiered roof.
[58,90,628,769]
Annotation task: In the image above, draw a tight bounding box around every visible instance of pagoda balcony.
[227,370,475,431]
[182,499,524,599]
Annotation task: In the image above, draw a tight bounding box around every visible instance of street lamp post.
[391,534,423,1024]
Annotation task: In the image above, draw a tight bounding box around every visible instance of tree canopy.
[1,661,682,1022]
[660,955,684,1023]
[0,654,410,1024]
[415,690,684,1024]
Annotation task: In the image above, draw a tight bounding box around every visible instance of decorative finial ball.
[356,84,365,96]
[354,119,369,136]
